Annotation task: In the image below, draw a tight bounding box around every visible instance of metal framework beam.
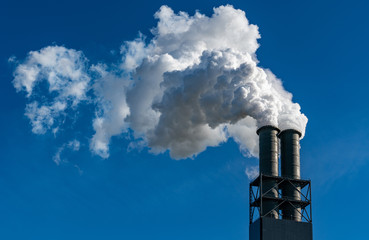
[249,174,312,224]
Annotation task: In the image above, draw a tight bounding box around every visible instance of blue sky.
[1,0,369,239]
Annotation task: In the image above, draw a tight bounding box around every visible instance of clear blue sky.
[1,0,369,239]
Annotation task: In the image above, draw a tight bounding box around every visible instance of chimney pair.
[256,125,302,221]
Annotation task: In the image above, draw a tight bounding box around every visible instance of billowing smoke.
[11,5,307,159]
[12,46,90,134]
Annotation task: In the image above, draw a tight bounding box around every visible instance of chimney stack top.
[278,128,302,138]
[256,125,280,135]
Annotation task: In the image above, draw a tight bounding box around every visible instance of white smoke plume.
[245,166,259,180]
[11,46,90,134]
[90,64,130,158]
[53,139,81,165]
[11,5,308,159]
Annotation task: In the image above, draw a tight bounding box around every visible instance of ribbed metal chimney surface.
[278,129,302,221]
[257,125,280,219]
[250,127,312,240]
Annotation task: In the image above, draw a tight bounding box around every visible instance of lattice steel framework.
[249,174,312,223]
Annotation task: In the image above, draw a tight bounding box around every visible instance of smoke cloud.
[11,5,307,159]
[12,46,90,134]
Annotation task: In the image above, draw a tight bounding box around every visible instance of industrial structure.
[249,126,312,240]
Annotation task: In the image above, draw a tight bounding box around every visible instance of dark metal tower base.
[250,217,312,240]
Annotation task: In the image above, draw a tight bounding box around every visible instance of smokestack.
[278,129,302,221]
[250,127,312,240]
[256,125,280,219]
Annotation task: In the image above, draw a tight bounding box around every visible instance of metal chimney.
[250,126,312,240]
[256,125,280,219]
[278,129,302,221]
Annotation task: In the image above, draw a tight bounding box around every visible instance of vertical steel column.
[257,125,280,219]
[279,129,302,221]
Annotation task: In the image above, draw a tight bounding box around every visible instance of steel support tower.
[249,126,313,240]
